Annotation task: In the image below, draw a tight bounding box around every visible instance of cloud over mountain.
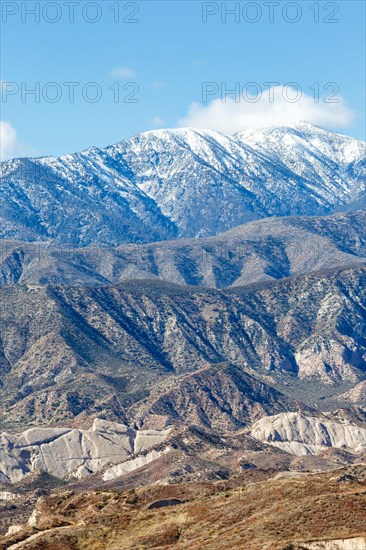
[178,85,355,134]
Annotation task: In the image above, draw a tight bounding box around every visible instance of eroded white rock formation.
[103,448,170,481]
[250,412,366,456]
[0,419,171,483]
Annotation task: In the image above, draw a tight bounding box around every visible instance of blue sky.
[1,0,365,159]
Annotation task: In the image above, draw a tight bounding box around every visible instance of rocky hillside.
[1,123,365,245]
[1,466,365,549]
[0,210,365,287]
[0,263,365,429]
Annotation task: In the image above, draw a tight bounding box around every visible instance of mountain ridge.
[1,210,364,287]
[1,123,365,246]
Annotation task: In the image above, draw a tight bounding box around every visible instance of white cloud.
[0,120,35,161]
[0,120,19,161]
[110,67,135,79]
[178,85,355,134]
[148,116,165,127]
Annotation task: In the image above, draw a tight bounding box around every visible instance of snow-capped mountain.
[236,122,366,201]
[1,122,365,245]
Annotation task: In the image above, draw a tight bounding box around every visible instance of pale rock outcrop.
[250,412,366,456]
[295,337,358,382]
[337,381,366,404]
[6,525,23,536]
[0,418,171,483]
[0,491,19,501]
[298,537,366,549]
[103,447,170,481]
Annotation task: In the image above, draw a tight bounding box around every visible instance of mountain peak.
[234,120,344,140]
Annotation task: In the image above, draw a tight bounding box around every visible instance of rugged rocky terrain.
[1,123,365,245]
[0,262,366,430]
[1,411,365,486]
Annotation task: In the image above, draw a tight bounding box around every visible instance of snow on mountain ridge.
[236,122,365,165]
[1,123,365,246]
